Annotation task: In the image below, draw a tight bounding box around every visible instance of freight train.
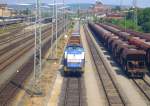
[63,22,85,74]
[98,23,150,70]
[88,23,147,78]
[104,23,150,41]
[0,18,24,27]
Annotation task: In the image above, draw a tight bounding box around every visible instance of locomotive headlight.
[64,52,67,59]
[81,52,85,59]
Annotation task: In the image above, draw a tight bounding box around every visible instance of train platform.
[80,25,105,106]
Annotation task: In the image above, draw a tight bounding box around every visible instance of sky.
[1,0,150,7]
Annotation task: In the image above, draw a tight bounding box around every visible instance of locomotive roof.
[66,44,84,52]
[72,33,80,37]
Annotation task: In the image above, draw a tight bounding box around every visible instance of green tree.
[142,22,150,33]
[126,11,134,20]
[138,8,150,32]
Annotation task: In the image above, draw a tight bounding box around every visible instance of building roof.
[95,1,103,5]
[0,4,7,8]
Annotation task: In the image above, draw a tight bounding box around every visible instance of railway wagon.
[120,47,146,77]
[104,23,150,41]
[41,17,52,24]
[88,22,111,46]
[104,32,147,78]
[88,23,147,78]
[112,41,135,62]
[63,30,85,74]
[0,18,24,27]
[98,23,150,69]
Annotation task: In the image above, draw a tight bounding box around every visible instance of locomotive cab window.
[67,46,83,51]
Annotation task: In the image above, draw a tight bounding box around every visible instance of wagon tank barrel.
[98,23,150,51]
[105,23,150,41]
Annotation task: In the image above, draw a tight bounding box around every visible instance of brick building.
[0,4,15,17]
[92,1,109,15]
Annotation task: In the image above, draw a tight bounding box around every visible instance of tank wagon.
[98,23,150,69]
[104,23,150,41]
[63,25,85,74]
[88,23,147,78]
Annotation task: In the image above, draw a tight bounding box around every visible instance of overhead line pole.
[33,0,42,95]
[133,0,138,30]
[50,0,55,58]
[55,0,58,58]
[63,0,65,33]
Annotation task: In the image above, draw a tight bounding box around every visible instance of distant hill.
[67,3,93,11]
[8,4,34,11]
[66,3,131,11]
[7,3,132,12]
[8,3,94,12]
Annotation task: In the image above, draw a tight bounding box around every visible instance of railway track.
[0,27,51,71]
[64,77,82,106]
[132,79,150,102]
[0,22,64,72]
[0,25,51,56]
[0,57,34,105]
[0,24,30,41]
[59,76,86,106]
[0,23,50,45]
[84,25,126,106]
[0,30,33,45]
[0,22,67,104]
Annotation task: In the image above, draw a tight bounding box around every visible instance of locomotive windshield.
[67,45,84,51]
